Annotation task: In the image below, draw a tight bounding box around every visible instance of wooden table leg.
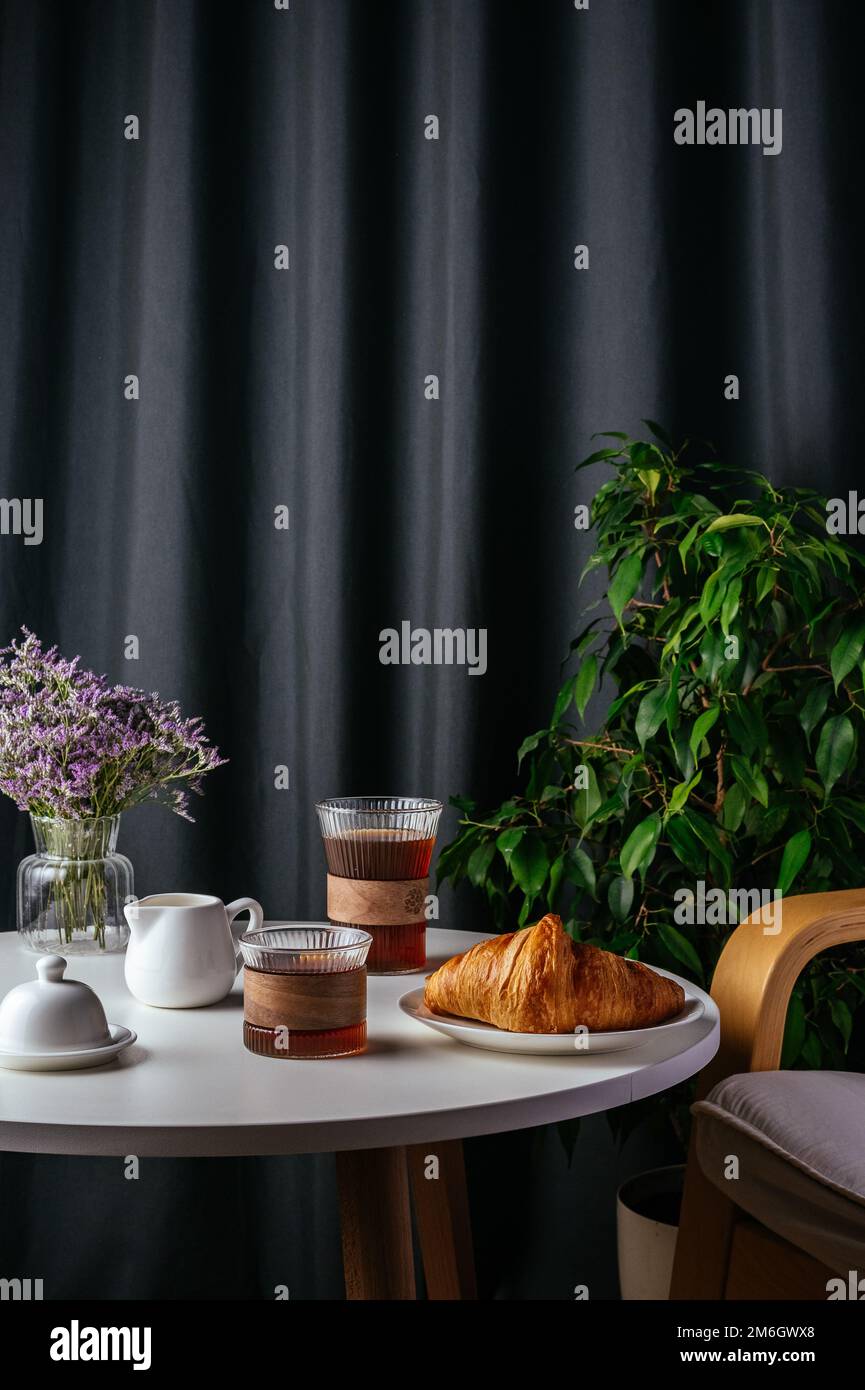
[407,1139,477,1300]
[336,1146,416,1300]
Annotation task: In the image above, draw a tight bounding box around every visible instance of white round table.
[0,927,719,1299]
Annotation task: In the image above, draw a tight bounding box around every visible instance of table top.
[0,927,719,1157]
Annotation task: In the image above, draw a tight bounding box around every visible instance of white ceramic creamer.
[124,893,263,1008]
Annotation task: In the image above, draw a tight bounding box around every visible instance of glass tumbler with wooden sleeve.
[315,796,443,974]
[240,926,372,1059]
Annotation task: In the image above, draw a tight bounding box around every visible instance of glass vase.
[17,814,134,954]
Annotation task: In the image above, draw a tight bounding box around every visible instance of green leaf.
[720,781,746,833]
[539,785,565,805]
[666,772,702,818]
[776,828,812,895]
[658,923,704,981]
[642,419,672,446]
[635,682,669,749]
[496,827,524,864]
[672,727,696,779]
[705,513,769,533]
[570,620,602,657]
[608,875,634,922]
[548,853,567,905]
[517,729,547,768]
[755,566,777,605]
[689,705,720,761]
[606,680,650,722]
[815,715,855,799]
[678,520,701,570]
[830,998,853,1048]
[729,755,769,809]
[608,553,643,629]
[720,576,742,636]
[699,566,728,624]
[636,469,662,503]
[727,696,766,758]
[664,662,682,735]
[822,806,851,853]
[435,829,474,884]
[573,763,602,828]
[750,801,790,846]
[799,683,831,741]
[831,617,865,691]
[551,677,576,726]
[585,786,627,830]
[781,991,806,1068]
[574,654,597,719]
[517,894,537,928]
[662,602,701,661]
[510,837,549,896]
[683,810,733,883]
[630,441,663,469]
[833,796,865,835]
[576,447,626,471]
[666,815,706,874]
[597,493,641,540]
[467,839,496,887]
[620,814,661,880]
[525,749,557,800]
[565,845,597,899]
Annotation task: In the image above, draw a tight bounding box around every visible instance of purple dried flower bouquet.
[0,629,227,821]
[2,630,227,951]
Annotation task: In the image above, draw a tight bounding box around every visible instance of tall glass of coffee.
[315,796,442,974]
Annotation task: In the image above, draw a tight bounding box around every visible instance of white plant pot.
[616,1163,684,1300]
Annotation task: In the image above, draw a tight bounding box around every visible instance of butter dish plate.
[0,1023,137,1071]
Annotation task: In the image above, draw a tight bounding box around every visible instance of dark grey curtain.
[0,0,861,1299]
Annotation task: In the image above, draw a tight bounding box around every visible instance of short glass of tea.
[240,925,372,1059]
[315,796,443,974]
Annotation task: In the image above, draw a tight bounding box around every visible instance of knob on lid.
[0,955,112,1053]
[36,955,67,983]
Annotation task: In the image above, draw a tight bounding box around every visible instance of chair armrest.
[670,888,865,1299]
[696,888,865,1097]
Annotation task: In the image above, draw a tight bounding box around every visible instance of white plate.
[0,1023,137,1072]
[399,981,704,1055]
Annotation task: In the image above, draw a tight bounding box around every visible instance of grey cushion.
[693,1071,865,1275]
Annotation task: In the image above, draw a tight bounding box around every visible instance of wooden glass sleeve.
[244,966,366,1032]
[326,874,429,927]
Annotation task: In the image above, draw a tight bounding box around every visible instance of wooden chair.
[671,888,865,1300]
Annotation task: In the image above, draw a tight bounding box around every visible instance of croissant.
[424,913,685,1033]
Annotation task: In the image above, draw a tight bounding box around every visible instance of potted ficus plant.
[437,425,865,1294]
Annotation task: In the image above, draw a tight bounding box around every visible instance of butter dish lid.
[0,955,112,1053]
